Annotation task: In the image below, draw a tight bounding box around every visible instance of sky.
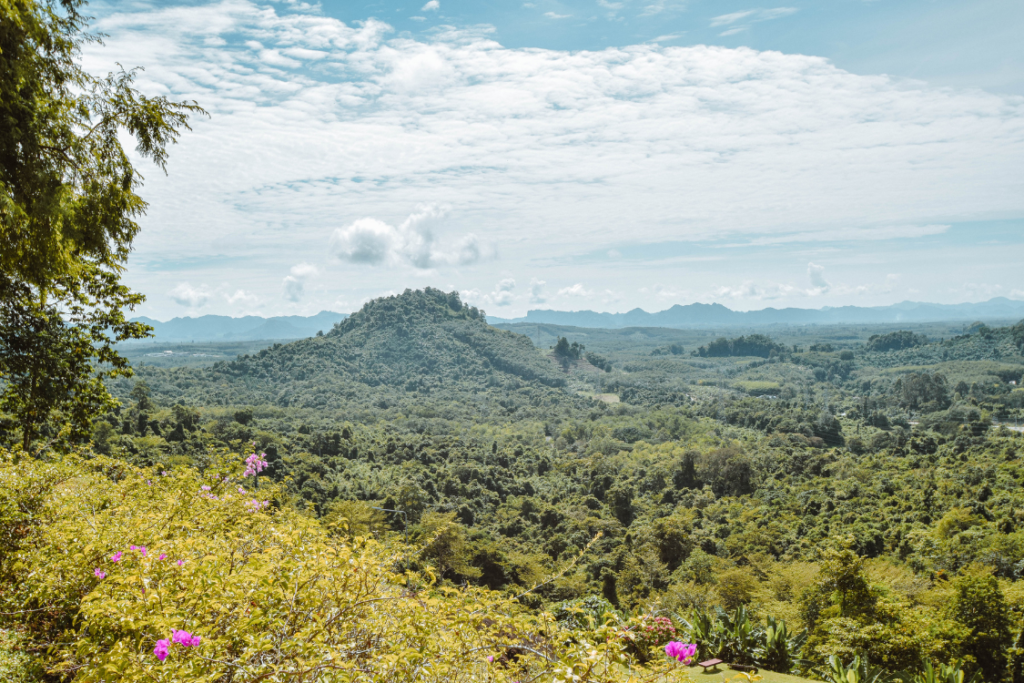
[82,0,1024,320]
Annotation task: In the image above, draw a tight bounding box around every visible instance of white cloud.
[490,278,516,306]
[559,283,591,297]
[170,282,210,308]
[715,282,794,301]
[282,262,318,302]
[529,278,547,304]
[80,1,1024,317]
[421,0,440,11]
[711,10,756,26]
[225,289,260,306]
[807,262,831,293]
[329,206,486,269]
[330,218,399,265]
[544,11,571,19]
[711,7,797,26]
[712,7,797,35]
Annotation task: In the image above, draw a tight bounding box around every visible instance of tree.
[1,0,203,285]
[0,268,147,450]
[944,568,1011,682]
[0,0,204,449]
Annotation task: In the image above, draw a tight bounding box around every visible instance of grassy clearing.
[733,380,782,395]
[682,665,813,683]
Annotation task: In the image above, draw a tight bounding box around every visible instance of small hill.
[129,289,574,420]
[863,319,1024,368]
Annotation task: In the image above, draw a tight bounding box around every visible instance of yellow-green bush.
[0,449,692,682]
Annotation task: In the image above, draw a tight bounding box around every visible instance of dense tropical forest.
[3,2,1024,682]
[10,287,1022,681]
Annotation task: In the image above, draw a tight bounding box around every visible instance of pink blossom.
[177,559,184,566]
[172,630,202,647]
[201,485,211,491]
[246,499,270,512]
[110,552,122,563]
[159,553,167,561]
[94,568,106,579]
[664,642,697,664]
[243,449,269,478]
[154,639,169,661]
[487,656,494,663]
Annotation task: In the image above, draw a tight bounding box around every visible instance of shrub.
[0,449,688,683]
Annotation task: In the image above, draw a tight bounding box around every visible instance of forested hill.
[123,289,579,421]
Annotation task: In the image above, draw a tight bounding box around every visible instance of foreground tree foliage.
[0,448,698,683]
[0,0,203,450]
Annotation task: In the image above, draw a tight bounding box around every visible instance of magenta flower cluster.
[664,642,697,663]
[243,443,269,477]
[154,630,202,661]
[94,545,184,580]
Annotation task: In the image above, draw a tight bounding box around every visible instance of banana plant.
[820,654,897,683]
[900,660,980,683]
[753,616,807,674]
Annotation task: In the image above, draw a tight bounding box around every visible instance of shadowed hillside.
[127,289,575,421]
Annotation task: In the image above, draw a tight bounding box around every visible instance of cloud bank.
[80,0,1024,316]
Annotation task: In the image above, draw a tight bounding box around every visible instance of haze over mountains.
[131,311,348,342]
[130,298,1024,342]
[487,297,1024,329]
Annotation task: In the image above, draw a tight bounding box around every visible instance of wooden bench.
[698,659,723,672]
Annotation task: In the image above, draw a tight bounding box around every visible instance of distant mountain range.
[131,297,1024,342]
[131,311,348,342]
[486,297,1024,329]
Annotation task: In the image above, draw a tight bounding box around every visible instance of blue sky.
[326,0,1024,94]
[83,0,1024,319]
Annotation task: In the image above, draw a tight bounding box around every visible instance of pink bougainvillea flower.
[94,568,106,579]
[154,639,170,661]
[139,546,147,557]
[159,553,167,561]
[664,642,697,663]
[129,545,137,550]
[172,630,202,647]
[177,559,184,566]
[110,552,122,563]
[243,450,269,477]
